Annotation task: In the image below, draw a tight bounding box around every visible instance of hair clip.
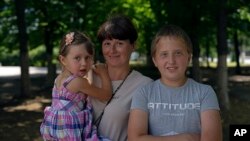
[65,32,74,46]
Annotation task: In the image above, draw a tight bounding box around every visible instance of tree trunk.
[216,0,230,110]
[233,30,241,74]
[39,5,57,88]
[14,0,31,98]
[144,24,154,67]
[205,40,210,68]
[44,22,57,88]
[190,35,201,82]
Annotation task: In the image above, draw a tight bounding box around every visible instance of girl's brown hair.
[59,31,94,58]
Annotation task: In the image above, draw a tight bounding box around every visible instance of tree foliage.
[1,0,250,107]
[1,0,249,66]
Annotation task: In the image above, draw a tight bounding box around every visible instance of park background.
[0,0,250,140]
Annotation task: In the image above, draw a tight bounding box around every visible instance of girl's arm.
[92,63,112,100]
[201,110,222,141]
[68,63,112,101]
[128,109,200,141]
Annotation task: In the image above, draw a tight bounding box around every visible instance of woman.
[90,15,153,141]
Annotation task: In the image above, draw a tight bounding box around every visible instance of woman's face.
[102,39,134,68]
[153,36,191,84]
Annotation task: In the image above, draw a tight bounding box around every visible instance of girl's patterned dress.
[40,75,109,141]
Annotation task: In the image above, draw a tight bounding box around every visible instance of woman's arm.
[128,109,200,141]
[201,110,222,141]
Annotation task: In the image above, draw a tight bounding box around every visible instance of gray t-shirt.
[131,78,220,136]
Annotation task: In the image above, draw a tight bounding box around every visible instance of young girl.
[128,25,222,141]
[40,31,112,141]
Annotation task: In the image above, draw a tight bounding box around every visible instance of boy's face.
[152,36,191,86]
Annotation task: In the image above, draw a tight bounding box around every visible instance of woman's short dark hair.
[97,14,138,44]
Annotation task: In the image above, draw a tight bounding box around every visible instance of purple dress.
[40,75,109,141]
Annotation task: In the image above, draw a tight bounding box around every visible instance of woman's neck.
[108,66,131,81]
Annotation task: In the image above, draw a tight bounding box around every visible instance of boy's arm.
[201,110,222,141]
[128,109,200,141]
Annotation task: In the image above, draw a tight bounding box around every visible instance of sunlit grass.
[200,61,250,68]
[130,60,250,68]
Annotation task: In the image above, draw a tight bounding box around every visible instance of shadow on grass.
[0,76,52,141]
[0,89,52,141]
[0,109,43,140]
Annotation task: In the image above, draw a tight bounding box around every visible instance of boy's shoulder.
[131,70,153,82]
[139,79,160,90]
[187,78,213,90]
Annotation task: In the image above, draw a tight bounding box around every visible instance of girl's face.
[60,44,93,77]
[102,39,134,68]
[153,36,191,85]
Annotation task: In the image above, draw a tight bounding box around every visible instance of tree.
[227,0,250,74]
[14,0,31,97]
[36,0,62,87]
[233,30,241,74]
[216,0,230,110]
